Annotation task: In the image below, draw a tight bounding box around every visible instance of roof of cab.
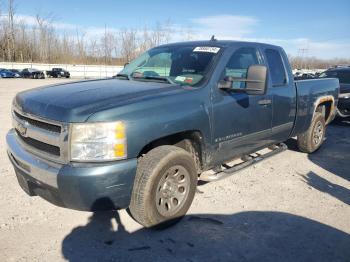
[157,40,282,50]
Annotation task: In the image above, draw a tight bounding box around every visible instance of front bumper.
[6,129,137,211]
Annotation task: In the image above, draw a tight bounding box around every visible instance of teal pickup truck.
[7,40,339,227]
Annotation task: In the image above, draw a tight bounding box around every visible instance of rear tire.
[297,112,326,153]
[129,145,197,228]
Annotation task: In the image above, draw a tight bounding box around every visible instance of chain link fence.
[0,62,124,79]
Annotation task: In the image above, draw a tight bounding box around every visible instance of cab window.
[223,47,261,88]
[265,49,287,86]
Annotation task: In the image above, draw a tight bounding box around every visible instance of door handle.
[258,99,272,106]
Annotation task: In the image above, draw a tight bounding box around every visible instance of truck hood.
[14,79,186,122]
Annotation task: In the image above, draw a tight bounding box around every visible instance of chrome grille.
[13,110,61,133]
[15,129,61,156]
[12,109,69,163]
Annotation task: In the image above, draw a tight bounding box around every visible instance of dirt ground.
[0,79,349,262]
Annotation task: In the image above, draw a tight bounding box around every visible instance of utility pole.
[297,48,309,70]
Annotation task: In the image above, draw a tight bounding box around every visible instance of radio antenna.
[210,35,217,41]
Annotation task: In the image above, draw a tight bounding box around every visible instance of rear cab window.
[265,49,287,87]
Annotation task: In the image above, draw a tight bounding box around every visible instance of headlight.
[70,121,126,161]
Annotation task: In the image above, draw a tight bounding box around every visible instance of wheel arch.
[138,130,206,173]
[313,95,335,124]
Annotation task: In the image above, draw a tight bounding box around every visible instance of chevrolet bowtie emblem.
[17,122,28,136]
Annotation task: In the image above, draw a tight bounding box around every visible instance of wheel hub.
[161,181,177,198]
[313,120,324,145]
[155,165,190,217]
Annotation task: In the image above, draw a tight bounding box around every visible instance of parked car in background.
[294,73,315,80]
[9,69,22,78]
[319,66,350,117]
[314,72,322,78]
[21,68,45,79]
[46,68,70,78]
[0,69,17,78]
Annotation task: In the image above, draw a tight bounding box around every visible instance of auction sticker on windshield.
[193,47,220,53]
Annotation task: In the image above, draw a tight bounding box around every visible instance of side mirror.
[218,65,268,95]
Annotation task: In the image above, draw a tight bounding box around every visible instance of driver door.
[211,46,272,164]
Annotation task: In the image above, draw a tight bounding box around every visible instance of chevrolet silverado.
[7,40,339,227]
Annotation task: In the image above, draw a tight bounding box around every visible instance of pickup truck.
[319,66,350,117]
[46,68,70,78]
[21,68,45,79]
[6,40,339,228]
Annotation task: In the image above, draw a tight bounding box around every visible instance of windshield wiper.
[132,76,174,84]
[114,73,130,80]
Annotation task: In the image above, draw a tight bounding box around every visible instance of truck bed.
[292,78,339,136]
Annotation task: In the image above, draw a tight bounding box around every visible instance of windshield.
[118,45,221,86]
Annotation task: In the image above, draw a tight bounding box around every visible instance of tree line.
[288,55,350,70]
[1,0,349,68]
[0,0,174,65]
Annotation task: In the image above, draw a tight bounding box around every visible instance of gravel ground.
[0,79,349,262]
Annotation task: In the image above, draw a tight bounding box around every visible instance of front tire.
[129,146,197,228]
[297,112,326,153]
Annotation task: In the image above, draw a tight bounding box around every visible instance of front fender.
[87,87,212,159]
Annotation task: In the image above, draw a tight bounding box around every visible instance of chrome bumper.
[6,128,138,211]
[6,129,60,188]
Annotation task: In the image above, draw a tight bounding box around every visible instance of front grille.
[13,109,68,163]
[15,130,61,156]
[14,111,61,133]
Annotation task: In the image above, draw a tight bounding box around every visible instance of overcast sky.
[3,0,350,59]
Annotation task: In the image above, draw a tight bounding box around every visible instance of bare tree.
[151,19,172,46]
[6,0,15,61]
[1,2,346,68]
[288,55,350,70]
[101,26,117,65]
[0,1,176,65]
[88,38,99,63]
[119,28,137,63]
[75,29,86,63]
[138,20,172,54]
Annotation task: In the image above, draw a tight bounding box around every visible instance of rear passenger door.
[262,48,297,142]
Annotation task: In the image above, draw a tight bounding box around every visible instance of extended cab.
[6,41,339,227]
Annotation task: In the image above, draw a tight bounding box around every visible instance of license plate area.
[15,170,36,196]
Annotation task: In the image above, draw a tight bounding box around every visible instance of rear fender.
[313,95,336,124]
